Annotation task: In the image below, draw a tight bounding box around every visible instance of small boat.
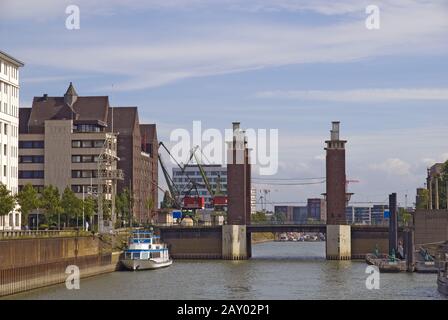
[415,247,438,273]
[121,230,173,271]
[365,248,406,272]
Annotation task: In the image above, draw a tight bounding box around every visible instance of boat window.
[151,252,161,259]
[141,252,149,260]
[133,252,140,260]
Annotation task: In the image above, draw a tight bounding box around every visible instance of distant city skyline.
[2,0,448,209]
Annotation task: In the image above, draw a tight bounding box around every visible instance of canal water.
[8,242,446,300]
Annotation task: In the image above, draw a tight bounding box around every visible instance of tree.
[83,195,96,230]
[145,197,155,223]
[116,188,132,227]
[41,185,63,229]
[416,188,429,209]
[16,183,41,227]
[0,183,15,228]
[161,191,174,209]
[61,187,82,228]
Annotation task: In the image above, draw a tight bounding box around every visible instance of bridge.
[158,122,406,261]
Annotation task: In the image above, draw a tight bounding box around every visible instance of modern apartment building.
[345,206,371,225]
[172,164,227,209]
[307,198,327,222]
[18,83,158,225]
[0,51,24,230]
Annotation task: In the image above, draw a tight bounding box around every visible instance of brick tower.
[223,122,251,259]
[325,121,347,225]
[325,121,351,260]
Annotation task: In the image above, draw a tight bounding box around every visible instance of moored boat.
[121,230,173,271]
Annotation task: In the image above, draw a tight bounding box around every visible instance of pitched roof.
[19,108,32,134]
[28,95,110,132]
[140,124,157,142]
[65,82,78,96]
[107,107,139,136]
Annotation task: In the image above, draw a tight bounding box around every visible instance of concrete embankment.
[251,232,275,244]
[0,235,123,297]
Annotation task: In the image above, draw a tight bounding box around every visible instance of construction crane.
[158,142,205,212]
[190,146,227,213]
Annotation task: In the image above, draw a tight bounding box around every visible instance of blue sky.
[1,0,448,209]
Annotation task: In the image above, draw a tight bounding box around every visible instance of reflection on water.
[7,242,447,300]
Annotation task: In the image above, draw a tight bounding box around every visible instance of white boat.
[121,230,173,271]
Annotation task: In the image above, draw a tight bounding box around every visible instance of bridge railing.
[249,220,326,225]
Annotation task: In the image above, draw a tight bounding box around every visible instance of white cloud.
[6,0,448,91]
[370,158,411,176]
[255,88,448,102]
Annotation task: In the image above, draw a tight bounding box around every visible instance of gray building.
[172,164,227,210]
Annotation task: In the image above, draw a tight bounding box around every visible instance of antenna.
[111,84,114,134]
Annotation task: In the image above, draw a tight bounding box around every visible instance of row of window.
[19,141,45,149]
[73,124,102,133]
[18,185,44,193]
[0,213,20,227]
[173,170,227,176]
[0,102,19,118]
[72,170,98,178]
[19,155,44,163]
[72,155,99,163]
[0,82,19,98]
[0,122,18,138]
[72,140,104,148]
[18,170,44,179]
[2,165,18,178]
[0,61,19,79]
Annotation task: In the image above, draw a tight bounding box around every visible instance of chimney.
[232,122,240,131]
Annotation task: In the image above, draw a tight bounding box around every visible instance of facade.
[345,206,371,225]
[108,108,158,223]
[371,204,389,225]
[19,84,120,228]
[172,164,227,210]
[0,51,24,230]
[307,198,326,222]
[18,83,158,226]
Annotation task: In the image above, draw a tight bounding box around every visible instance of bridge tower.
[223,122,251,259]
[324,121,351,260]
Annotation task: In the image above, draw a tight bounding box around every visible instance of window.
[19,141,44,149]
[3,144,6,156]
[94,140,104,148]
[18,171,44,179]
[3,165,6,177]
[3,123,7,135]
[81,140,93,148]
[19,156,44,163]
[72,155,81,163]
[72,140,81,148]
[74,124,102,133]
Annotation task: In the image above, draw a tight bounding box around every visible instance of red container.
[183,196,205,209]
[212,196,227,206]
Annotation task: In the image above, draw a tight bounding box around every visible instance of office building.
[0,51,24,230]
[172,164,227,210]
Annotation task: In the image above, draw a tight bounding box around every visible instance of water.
[7,242,446,300]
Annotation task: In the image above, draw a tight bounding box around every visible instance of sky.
[1,0,448,210]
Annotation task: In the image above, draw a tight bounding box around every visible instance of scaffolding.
[97,133,124,233]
